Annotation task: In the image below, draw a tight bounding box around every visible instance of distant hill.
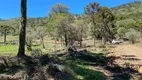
[0,17,47,35]
[0,17,46,26]
[1,1,142,27]
[111,1,142,19]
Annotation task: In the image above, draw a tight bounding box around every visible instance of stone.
[138,66,142,73]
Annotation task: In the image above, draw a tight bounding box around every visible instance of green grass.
[0,44,31,56]
[59,52,108,80]
[135,42,142,48]
[0,42,63,56]
[0,35,107,80]
[135,38,142,47]
[0,35,18,42]
[0,45,18,56]
[6,35,18,39]
[0,35,62,55]
[71,65,105,80]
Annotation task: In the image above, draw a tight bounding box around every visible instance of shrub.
[126,28,138,44]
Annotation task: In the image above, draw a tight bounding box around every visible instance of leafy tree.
[126,28,138,44]
[127,19,142,38]
[75,20,88,47]
[56,14,74,47]
[84,2,100,46]
[48,3,69,17]
[36,26,47,49]
[47,4,71,47]
[95,7,115,46]
[26,18,47,49]
[17,0,27,56]
[117,27,127,39]
[0,25,15,44]
[26,27,36,51]
[48,13,81,47]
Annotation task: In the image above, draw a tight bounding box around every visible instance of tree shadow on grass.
[70,64,105,80]
[58,50,142,80]
[0,65,23,75]
[63,51,109,66]
[105,65,138,80]
[1,49,141,80]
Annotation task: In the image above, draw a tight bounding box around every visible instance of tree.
[17,0,27,56]
[0,25,15,44]
[26,27,36,51]
[53,13,71,47]
[36,26,47,49]
[47,4,70,47]
[84,2,100,47]
[96,7,115,46]
[126,28,138,44]
[75,19,88,47]
[48,3,69,17]
[117,27,127,39]
[127,19,142,38]
[26,18,47,49]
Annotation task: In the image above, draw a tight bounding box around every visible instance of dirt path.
[111,44,142,66]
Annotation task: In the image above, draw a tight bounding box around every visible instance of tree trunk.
[93,36,96,47]
[17,0,27,57]
[102,36,106,47]
[79,41,82,48]
[80,26,83,48]
[64,32,68,47]
[132,40,135,44]
[26,41,32,51]
[60,38,63,48]
[92,17,96,47]
[27,45,32,51]
[3,30,7,44]
[41,37,45,49]
[69,40,74,47]
[141,30,142,38]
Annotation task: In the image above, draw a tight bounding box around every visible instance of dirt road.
[100,44,142,80]
[111,44,142,66]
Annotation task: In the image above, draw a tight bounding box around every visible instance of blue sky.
[0,0,135,19]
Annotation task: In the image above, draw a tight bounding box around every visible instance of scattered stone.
[0,71,26,80]
[138,66,142,73]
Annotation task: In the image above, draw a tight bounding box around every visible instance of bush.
[126,28,138,44]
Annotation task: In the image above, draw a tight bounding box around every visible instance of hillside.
[0,17,46,29]
[1,1,142,23]
[111,1,142,28]
[111,1,142,17]
[1,1,142,30]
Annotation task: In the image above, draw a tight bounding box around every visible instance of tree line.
[0,0,142,57]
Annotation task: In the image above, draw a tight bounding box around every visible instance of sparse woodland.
[0,1,142,80]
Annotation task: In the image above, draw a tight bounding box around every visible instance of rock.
[31,68,46,80]
[138,66,142,73]
[47,64,75,79]
[0,58,8,70]
[0,63,6,70]
[106,53,114,57]
[0,71,26,80]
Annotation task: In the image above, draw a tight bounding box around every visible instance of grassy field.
[0,36,108,80]
[0,45,18,56]
[1,35,140,80]
[135,38,142,48]
[0,43,63,56]
[0,35,109,56]
[0,35,63,56]
[58,51,108,80]
[135,43,142,48]
[0,35,19,56]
